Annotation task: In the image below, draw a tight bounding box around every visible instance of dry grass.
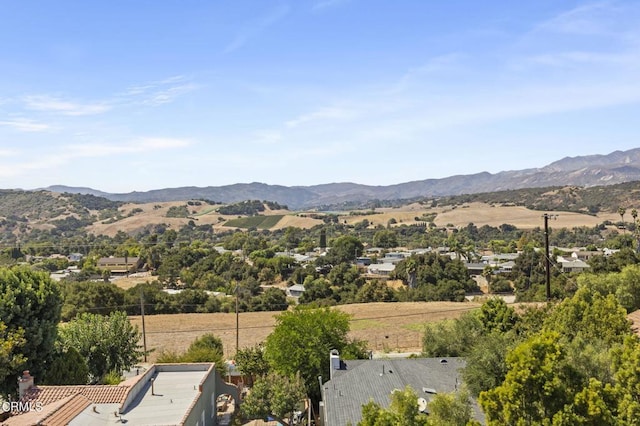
[88,200,619,237]
[129,301,482,361]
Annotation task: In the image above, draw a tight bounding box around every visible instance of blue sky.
[1,0,640,193]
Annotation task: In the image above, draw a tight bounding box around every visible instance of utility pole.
[140,288,148,362]
[235,283,239,356]
[543,213,557,301]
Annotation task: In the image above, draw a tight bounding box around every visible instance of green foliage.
[264,307,367,402]
[166,205,190,218]
[426,388,477,426]
[393,253,478,301]
[102,370,123,385]
[372,229,398,248]
[218,200,268,215]
[479,331,574,425]
[60,281,126,321]
[0,322,26,392]
[223,215,284,229]
[59,311,143,383]
[478,298,518,334]
[358,385,475,426]
[543,288,631,346]
[241,372,306,425]
[43,346,89,385]
[462,332,513,398]
[235,344,270,386]
[156,333,226,376]
[0,266,62,395]
[578,263,640,312]
[422,312,483,357]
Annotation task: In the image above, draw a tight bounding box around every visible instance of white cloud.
[0,118,51,132]
[23,95,111,116]
[120,75,197,106]
[223,4,289,53]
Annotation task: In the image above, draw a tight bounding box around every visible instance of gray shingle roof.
[322,357,484,425]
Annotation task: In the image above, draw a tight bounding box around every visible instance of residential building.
[97,257,142,274]
[319,351,484,425]
[4,363,239,426]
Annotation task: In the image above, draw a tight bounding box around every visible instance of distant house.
[97,256,142,274]
[366,263,396,276]
[319,351,484,425]
[286,284,306,298]
[556,256,591,273]
[67,253,83,262]
[5,363,239,426]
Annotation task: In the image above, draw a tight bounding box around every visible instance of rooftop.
[322,357,484,425]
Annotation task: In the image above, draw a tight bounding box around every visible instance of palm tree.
[619,207,627,233]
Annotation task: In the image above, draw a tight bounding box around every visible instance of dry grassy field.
[129,301,481,361]
[89,200,619,237]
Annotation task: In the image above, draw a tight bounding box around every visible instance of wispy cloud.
[0,138,192,179]
[285,106,358,128]
[312,0,351,12]
[120,75,197,106]
[224,4,289,53]
[66,137,192,158]
[23,95,111,116]
[0,118,51,132]
[535,1,620,36]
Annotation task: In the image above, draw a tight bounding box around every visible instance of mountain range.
[44,148,640,210]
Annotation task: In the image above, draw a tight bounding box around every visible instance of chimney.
[18,370,34,398]
[329,349,340,380]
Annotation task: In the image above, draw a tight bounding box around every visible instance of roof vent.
[417,397,428,413]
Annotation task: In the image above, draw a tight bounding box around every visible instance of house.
[366,263,396,276]
[556,256,591,273]
[319,351,484,425]
[4,363,239,426]
[67,253,83,262]
[97,256,142,274]
[286,284,306,298]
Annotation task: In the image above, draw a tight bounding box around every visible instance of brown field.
[129,301,481,361]
[89,200,619,237]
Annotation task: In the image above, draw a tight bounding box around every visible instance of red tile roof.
[21,384,130,406]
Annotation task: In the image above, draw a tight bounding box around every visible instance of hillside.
[0,185,627,241]
[43,147,640,209]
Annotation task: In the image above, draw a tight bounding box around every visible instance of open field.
[129,301,482,361]
[88,200,620,237]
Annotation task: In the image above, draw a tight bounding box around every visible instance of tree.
[43,346,89,385]
[427,388,477,426]
[264,307,367,402]
[373,229,398,248]
[479,331,576,425]
[422,312,483,357]
[358,385,476,426]
[0,322,26,392]
[235,344,270,386]
[359,386,429,426]
[619,206,627,231]
[241,372,306,426]
[324,235,364,265]
[462,332,512,398]
[59,311,143,382]
[156,333,227,376]
[0,266,62,395]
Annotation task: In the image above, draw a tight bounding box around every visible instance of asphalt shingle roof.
[322,357,484,425]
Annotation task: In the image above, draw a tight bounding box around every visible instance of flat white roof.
[70,370,209,425]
